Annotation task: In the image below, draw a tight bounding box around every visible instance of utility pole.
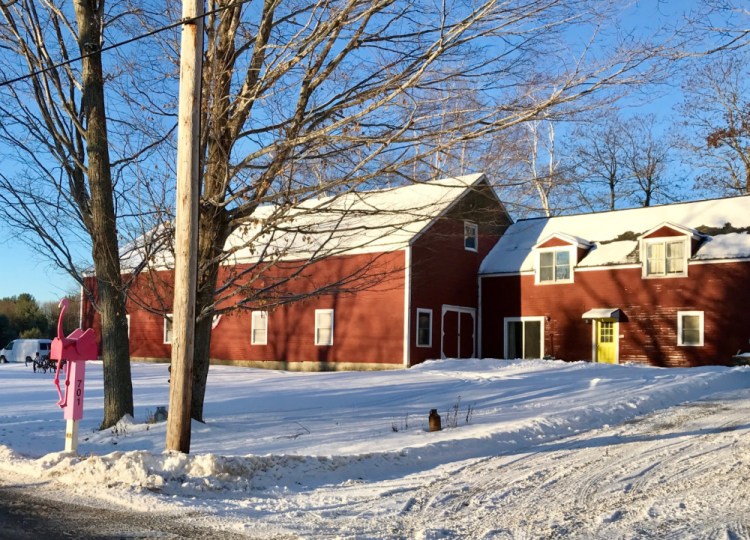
[166,0,204,453]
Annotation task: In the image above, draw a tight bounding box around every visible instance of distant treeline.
[0,293,80,346]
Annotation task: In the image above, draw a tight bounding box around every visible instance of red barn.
[83,174,510,370]
[479,195,750,367]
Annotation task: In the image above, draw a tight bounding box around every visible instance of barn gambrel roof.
[480,195,750,275]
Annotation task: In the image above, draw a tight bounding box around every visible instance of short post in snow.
[50,298,98,453]
[429,409,442,432]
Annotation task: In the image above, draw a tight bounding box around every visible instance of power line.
[0,0,249,89]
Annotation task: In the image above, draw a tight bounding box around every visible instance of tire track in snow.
[392,397,750,539]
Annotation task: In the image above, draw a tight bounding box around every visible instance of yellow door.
[596,319,617,364]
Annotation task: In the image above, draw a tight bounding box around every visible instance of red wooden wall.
[211,250,406,366]
[408,218,500,364]
[85,250,407,367]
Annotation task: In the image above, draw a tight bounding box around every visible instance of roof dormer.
[638,222,703,279]
[533,233,592,285]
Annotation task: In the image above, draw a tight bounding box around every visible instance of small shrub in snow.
[444,396,474,429]
[110,415,134,439]
[465,403,474,425]
[391,413,409,432]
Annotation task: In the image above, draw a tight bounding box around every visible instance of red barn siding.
[209,251,407,365]
[481,261,750,367]
[130,306,173,360]
[410,220,484,364]
[86,250,408,367]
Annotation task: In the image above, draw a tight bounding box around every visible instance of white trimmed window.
[504,316,544,359]
[678,311,704,346]
[416,308,432,347]
[644,239,687,277]
[537,248,572,284]
[315,309,334,346]
[163,314,173,344]
[464,221,478,251]
[251,311,268,345]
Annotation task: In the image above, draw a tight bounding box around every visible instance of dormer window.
[645,239,685,276]
[464,221,478,251]
[539,249,571,283]
[638,223,696,279]
[532,233,590,285]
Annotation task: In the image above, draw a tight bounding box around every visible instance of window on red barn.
[416,308,432,347]
[678,311,703,346]
[251,311,268,345]
[537,249,572,284]
[163,314,173,344]
[643,239,687,278]
[315,309,334,346]
[464,221,478,251]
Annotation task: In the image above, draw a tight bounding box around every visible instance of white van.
[0,339,52,364]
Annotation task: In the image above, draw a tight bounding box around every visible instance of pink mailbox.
[51,298,97,423]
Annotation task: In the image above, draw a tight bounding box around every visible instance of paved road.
[0,480,264,539]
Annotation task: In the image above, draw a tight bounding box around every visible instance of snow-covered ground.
[1,358,749,538]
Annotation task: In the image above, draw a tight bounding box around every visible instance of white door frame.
[441,305,476,359]
[503,316,545,359]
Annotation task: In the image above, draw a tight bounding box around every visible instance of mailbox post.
[50,298,98,453]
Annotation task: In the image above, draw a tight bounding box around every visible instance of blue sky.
[0,236,77,302]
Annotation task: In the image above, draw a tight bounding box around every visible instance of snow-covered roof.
[577,240,638,268]
[481,195,750,275]
[123,173,489,270]
[693,233,750,261]
[227,173,488,263]
[582,308,623,320]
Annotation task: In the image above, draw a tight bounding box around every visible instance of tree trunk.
[96,280,133,428]
[189,58,233,420]
[191,299,215,422]
[190,197,229,422]
[74,0,133,428]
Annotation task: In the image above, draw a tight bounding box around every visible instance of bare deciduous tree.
[683,1,750,55]
[571,113,630,211]
[516,118,576,217]
[623,115,674,207]
[570,113,675,210]
[677,55,750,196]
